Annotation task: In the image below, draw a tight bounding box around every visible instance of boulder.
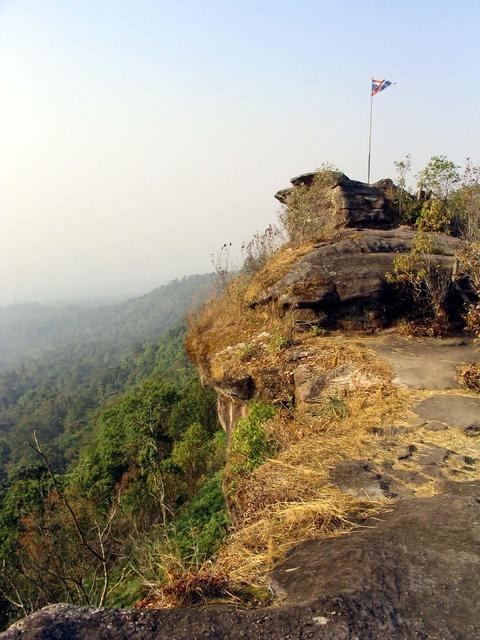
[274,172,399,230]
[246,227,464,312]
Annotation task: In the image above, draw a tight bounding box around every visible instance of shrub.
[454,185,480,241]
[458,363,480,392]
[400,195,424,226]
[171,423,215,494]
[394,154,423,225]
[323,393,349,419]
[458,242,480,291]
[267,327,294,354]
[230,402,277,471]
[386,231,451,333]
[279,164,342,243]
[416,198,452,232]
[238,342,259,362]
[458,243,480,337]
[464,304,480,340]
[173,472,230,560]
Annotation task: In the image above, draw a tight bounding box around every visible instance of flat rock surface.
[329,442,478,500]
[4,494,480,640]
[370,335,478,389]
[415,393,480,429]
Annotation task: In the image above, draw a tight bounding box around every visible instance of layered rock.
[246,227,464,314]
[275,171,399,229]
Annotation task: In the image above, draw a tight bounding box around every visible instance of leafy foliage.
[230,402,277,471]
[386,231,451,333]
[416,198,452,232]
[173,470,229,560]
[0,276,229,628]
[417,155,460,201]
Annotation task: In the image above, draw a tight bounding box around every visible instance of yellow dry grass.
[214,378,480,590]
[215,379,408,586]
[216,492,384,585]
[244,241,315,306]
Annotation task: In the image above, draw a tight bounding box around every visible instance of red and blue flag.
[371,78,392,96]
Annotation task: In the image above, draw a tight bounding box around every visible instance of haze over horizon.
[1,0,479,305]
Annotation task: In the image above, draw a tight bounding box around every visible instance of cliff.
[5,171,480,639]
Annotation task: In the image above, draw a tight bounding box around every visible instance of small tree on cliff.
[417,155,461,202]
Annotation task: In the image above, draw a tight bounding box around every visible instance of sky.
[1,0,479,304]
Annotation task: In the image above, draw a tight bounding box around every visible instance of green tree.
[171,423,214,494]
[417,155,460,201]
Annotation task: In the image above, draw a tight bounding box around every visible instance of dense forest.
[0,274,215,366]
[0,274,229,628]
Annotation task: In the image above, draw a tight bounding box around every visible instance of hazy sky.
[1,0,479,304]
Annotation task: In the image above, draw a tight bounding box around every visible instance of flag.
[371,78,392,96]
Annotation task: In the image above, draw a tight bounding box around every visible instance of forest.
[0,274,228,628]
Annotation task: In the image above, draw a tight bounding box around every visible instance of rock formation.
[275,171,399,230]
[192,171,467,436]
[249,171,465,322]
[245,226,462,314]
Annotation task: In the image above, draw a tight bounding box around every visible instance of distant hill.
[0,273,216,366]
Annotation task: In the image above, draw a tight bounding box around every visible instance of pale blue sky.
[1,0,479,303]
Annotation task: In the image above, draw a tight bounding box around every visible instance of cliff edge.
[5,170,480,639]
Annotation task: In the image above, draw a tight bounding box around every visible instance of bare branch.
[30,430,105,564]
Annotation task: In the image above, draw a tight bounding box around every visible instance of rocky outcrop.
[4,172,480,639]
[216,391,248,441]
[246,227,464,315]
[5,492,480,639]
[275,172,399,230]
[294,362,380,409]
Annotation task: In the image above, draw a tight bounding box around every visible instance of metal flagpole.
[367,78,373,184]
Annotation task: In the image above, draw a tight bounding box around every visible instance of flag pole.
[367,78,373,184]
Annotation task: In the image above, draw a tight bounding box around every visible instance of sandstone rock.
[330,460,400,499]
[274,172,399,230]
[216,391,249,441]
[294,364,326,406]
[416,394,480,430]
[6,494,480,639]
[294,363,380,408]
[246,227,463,312]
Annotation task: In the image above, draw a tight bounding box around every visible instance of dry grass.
[215,379,408,587]
[186,240,316,373]
[216,492,384,585]
[185,277,262,367]
[136,558,230,609]
[215,381,480,590]
[457,362,480,392]
[244,241,315,306]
